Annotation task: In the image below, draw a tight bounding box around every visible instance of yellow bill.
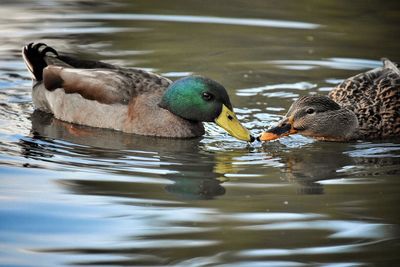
[215,105,254,142]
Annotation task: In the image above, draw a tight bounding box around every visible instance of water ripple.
[237,82,317,97]
[267,58,382,70]
[346,143,400,158]
[42,13,321,30]
[238,239,385,257]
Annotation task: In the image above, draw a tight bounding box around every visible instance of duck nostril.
[227,115,233,121]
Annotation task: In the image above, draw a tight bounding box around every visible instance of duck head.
[160,76,254,142]
[258,95,358,142]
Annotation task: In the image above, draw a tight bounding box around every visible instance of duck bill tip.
[258,121,297,142]
[258,132,280,142]
[215,105,253,142]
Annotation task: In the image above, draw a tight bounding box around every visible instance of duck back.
[329,59,400,139]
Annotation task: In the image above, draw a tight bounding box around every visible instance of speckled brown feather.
[329,59,400,140]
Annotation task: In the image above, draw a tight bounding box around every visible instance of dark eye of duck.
[306,108,315,114]
[202,92,214,101]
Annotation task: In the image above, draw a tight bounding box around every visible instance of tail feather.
[381,58,400,75]
[22,42,59,81]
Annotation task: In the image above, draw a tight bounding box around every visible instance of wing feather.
[43,66,172,105]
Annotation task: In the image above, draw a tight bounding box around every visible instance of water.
[1,0,400,266]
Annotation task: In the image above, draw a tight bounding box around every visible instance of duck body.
[329,59,400,140]
[259,59,400,142]
[23,43,253,141]
[32,65,204,138]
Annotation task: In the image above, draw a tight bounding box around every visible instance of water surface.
[1,0,400,266]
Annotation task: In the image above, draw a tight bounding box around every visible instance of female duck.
[259,59,400,141]
[22,43,253,141]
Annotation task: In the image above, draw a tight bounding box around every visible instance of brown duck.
[259,59,400,142]
[22,43,254,141]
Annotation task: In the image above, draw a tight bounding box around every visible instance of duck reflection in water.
[19,110,247,200]
[261,139,400,194]
[261,141,352,194]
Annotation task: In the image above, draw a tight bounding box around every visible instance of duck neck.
[306,108,358,141]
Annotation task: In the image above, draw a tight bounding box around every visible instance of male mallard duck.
[259,59,400,142]
[22,43,254,141]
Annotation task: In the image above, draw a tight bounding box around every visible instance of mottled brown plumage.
[329,59,400,140]
[259,59,400,142]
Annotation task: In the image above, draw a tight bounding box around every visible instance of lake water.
[1,1,400,266]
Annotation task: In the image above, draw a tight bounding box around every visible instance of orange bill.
[258,117,298,142]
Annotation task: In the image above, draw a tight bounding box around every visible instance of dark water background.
[1,1,400,266]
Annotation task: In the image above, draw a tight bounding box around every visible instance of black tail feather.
[22,42,59,81]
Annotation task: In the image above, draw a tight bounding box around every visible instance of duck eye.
[306,108,315,114]
[202,92,213,101]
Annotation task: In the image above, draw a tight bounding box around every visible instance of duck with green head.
[258,59,400,142]
[22,43,254,142]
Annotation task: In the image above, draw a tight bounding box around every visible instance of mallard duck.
[259,59,400,142]
[22,43,254,141]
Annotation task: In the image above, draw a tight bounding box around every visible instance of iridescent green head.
[159,76,253,142]
[160,76,231,122]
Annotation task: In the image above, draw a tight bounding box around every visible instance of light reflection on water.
[264,58,383,70]
[1,0,400,266]
[38,13,321,29]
